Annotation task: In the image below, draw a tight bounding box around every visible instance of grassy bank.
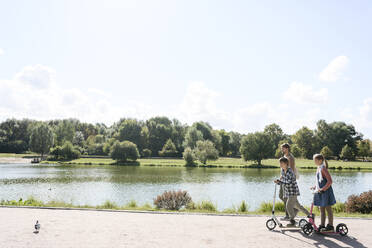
[1,197,371,218]
[40,157,372,170]
[0,153,37,158]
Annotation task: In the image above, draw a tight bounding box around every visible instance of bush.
[183,147,196,166]
[258,201,285,212]
[126,200,138,208]
[346,191,372,214]
[197,200,217,211]
[194,140,219,165]
[49,141,80,160]
[238,200,248,212]
[110,140,140,162]
[159,139,178,157]
[332,202,346,213]
[142,148,152,158]
[340,144,354,160]
[153,190,192,210]
[321,146,333,160]
[99,200,118,209]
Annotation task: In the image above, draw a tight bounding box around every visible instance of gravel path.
[0,207,371,248]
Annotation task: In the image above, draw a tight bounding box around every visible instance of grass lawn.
[0,153,37,158]
[39,156,372,170]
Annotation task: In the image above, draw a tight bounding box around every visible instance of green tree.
[194,140,219,165]
[240,132,274,166]
[117,119,143,146]
[291,144,302,158]
[340,144,354,160]
[228,131,242,157]
[110,141,140,162]
[218,130,230,156]
[159,139,178,157]
[61,141,81,160]
[183,126,204,149]
[145,117,173,156]
[292,127,317,159]
[183,147,196,166]
[315,120,362,159]
[55,120,75,146]
[320,146,333,160]
[72,131,85,147]
[29,123,54,158]
[357,140,371,160]
[264,123,284,156]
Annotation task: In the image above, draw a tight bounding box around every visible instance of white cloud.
[319,55,349,82]
[0,48,4,56]
[0,65,155,125]
[283,82,328,104]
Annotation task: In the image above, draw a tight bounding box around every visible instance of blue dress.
[314,172,336,207]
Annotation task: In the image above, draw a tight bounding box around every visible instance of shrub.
[153,190,192,210]
[49,141,80,160]
[126,200,137,208]
[110,140,140,162]
[183,147,196,166]
[159,139,178,157]
[321,146,333,160]
[196,200,217,211]
[258,201,285,212]
[194,140,219,164]
[99,200,118,209]
[346,191,372,214]
[332,202,346,213]
[238,200,248,212]
[142,148,152,158]
[340,144,354,160]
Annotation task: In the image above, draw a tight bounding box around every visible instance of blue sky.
[0,0,371,138]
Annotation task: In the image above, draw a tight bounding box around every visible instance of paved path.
[0,207,371,248]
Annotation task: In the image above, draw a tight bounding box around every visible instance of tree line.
[0,117,371,164]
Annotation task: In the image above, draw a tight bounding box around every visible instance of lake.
[1,163,372,210]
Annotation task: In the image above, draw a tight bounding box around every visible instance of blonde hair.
[313,153,328,168]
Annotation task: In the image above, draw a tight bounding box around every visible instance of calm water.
[1,163,372,210]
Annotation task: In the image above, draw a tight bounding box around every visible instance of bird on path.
[34,221,41,233]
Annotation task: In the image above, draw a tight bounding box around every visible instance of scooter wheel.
[299,219,308,228]
[266,218,276,231]
[336,223,348,236]
[302,223,314,236]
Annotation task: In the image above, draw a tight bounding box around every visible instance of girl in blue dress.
[312,154,336,232]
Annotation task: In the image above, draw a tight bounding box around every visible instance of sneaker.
[322,224,334,232]
[280,216,290,221]
[316,224,325,232]
[286,219,296,227]
[307,213,315,220]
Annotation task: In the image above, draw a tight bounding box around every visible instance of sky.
[0,0,372,138]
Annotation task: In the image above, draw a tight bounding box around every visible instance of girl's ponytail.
[324,159,328,169]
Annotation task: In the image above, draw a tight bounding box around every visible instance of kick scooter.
[266,184,308,231]
[302,190,348,236]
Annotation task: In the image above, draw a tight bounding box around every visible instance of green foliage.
[159,139,178,157]
[291,144,302,158]
[110,140,140,162]
[357,140,371,158]
[126,200,138,208]
[146,117,173,156]
[55,120,75,146]
[51,141,81,160]
[183,147,196,166]
[258,201,285,212]
[228,131,242,157]
[187,200,217,212]
[316,120,362,159]
[332,202,346,213]
[142,148,152,158]
[116,119,144,149]
[292,127,318,159]
[340,144,354,160]
[240,132,274,166]
[218,130,230,156]
[320,146,333,159]
[30,123,54,156]
[264,123,284,156]
[238,200,249,212]
[194,140,219,164]
[183,126,204,149]
[99,200,119,209]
